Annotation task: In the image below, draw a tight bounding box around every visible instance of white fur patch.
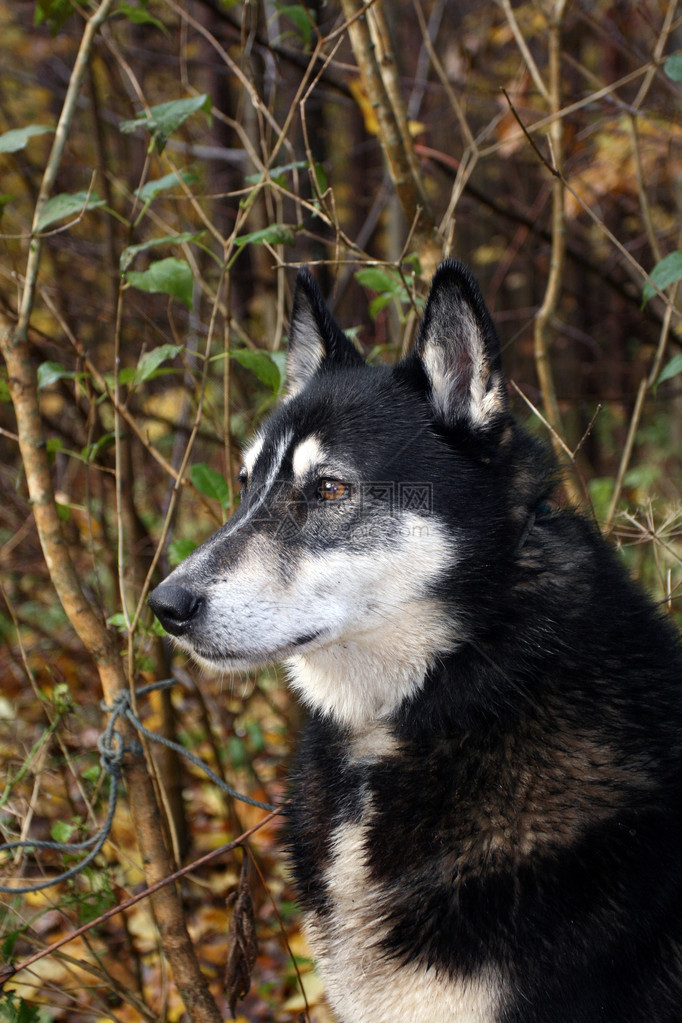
[287,306,325,398]
[422,307,503,426]
[307,806,504,1023]
[292,434,326,483]
[241,432,265,476]
[175,510,460,728]
[175,431,292,584]
[236,430,292,531]
[283,514,459,728]
[348,722,400,762]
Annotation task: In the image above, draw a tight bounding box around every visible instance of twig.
[39,287,220,516]
[480,61,654,161]
[501,3,582,508]
[412,0,475,151]
[501,93,680,322]
[497,0,550,102]
[129,263,228,635]
[0,4,224,1018]
[12,0,116,344]
[627,113,661,264]
[338,0,441,275]
[0,809,281,990]
[605,287,678,530]
[510,381,594,515]
[572,403,603,460]
[632,0,678,109]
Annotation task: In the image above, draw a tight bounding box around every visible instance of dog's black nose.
[148,583,203,636]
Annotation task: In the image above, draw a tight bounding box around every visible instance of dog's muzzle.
[148,583,203,637]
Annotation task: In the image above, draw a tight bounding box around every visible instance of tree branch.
[339,0,442,275]
[0,4,223,1019]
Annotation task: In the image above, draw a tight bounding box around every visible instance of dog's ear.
[286,268,364,397]
[416,260,508,431]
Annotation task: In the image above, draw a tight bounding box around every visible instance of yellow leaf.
[142,387,187,442]
[127,904,159,952]
[349,78,379,136]
[348,79,424,138]
[287,929,314,959]
[282,967,326,1011]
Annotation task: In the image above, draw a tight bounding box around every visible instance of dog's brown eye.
[237,467,248,492]
[318,479,349,502]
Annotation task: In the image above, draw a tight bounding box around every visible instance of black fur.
[150,260,682,1022]
[284,261,682,1022]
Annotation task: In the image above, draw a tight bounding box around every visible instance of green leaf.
[244,159,327,192]
[82,432,119,463]
[642,250,682,305]
[368,293,395,319]
[231,349,282,393]
[36,190,105,232]
[191,463,231,507]
[587,477,615,520]
[120,232,202,273]
[355,267,402,294]
[2,927,20,962]
[0,124,53,154]
[168,538,197,566]
[120,94,212,154]
[270,350,288,385]
[313,160,328,193]
[403,251,422,274]
[132,343,183,388]
[657,353,682,386]
[664,54,682,81]
[234,223,295,248]
[126,257,194,308]
[246,720,265,753]
[228,735,247,768]
[50,819,77,843]
[0,990,42,1023]
[107,612,129,631]
[115,1,168,33]
[0,193,13,223]
[0,375,11,402]
[81,764,101,783]
[34,0,75,34]
[136,167,199,202]
[244,160,307,185]
[37,361,74,389]
[275,3,316,49]
[624,462,660,490]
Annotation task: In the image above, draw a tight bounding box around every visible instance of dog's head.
[149,261,546,727]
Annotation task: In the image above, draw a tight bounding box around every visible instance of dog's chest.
[300,792,503,1023]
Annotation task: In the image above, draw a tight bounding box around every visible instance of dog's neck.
[285,602,458,731]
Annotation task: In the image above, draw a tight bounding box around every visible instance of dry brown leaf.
[224,852,258,1018]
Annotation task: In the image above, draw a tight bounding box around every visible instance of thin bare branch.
[605,288,678,530]
[496,0,550,102]
[338,0,442,275]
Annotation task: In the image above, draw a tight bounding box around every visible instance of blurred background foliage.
[0,0,681,1020]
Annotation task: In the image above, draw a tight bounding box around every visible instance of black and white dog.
[150,262,682,1023]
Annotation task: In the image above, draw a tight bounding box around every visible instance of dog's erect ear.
[286,268,364,397]
[415,260,508,431]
